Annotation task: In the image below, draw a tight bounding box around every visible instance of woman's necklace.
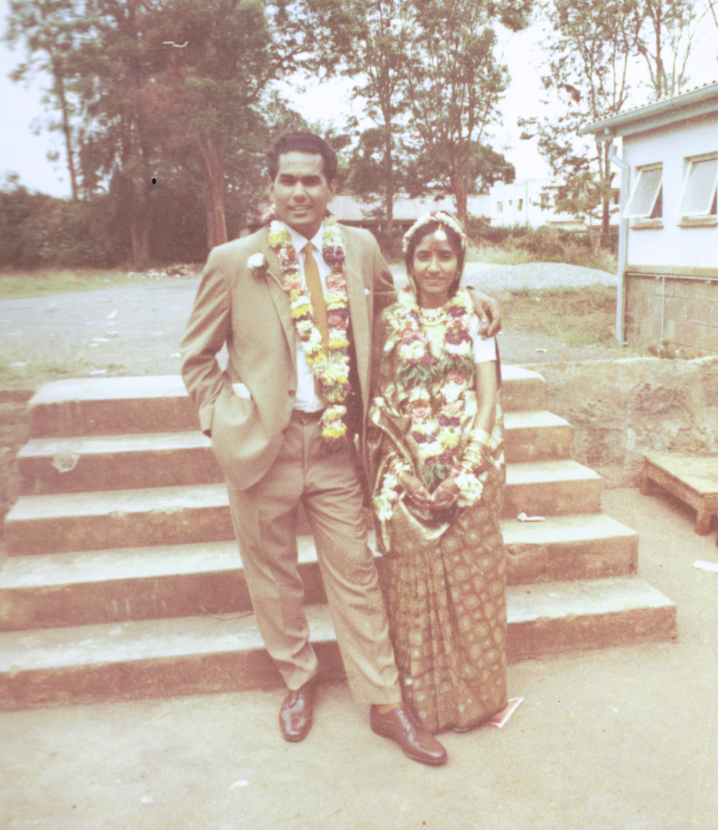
[393,287,475,489]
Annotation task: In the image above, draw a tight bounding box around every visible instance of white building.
[582,82,718,353]
[488,178,621,230]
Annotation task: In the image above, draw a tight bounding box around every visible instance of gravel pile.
[390,261,617,292]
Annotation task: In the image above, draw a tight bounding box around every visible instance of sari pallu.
[367,304,509,733]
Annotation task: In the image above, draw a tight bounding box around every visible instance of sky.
[1,0,717,199]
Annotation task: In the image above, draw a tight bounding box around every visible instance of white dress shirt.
[286,225,331,412]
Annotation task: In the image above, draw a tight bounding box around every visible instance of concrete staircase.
[0,369,677,709]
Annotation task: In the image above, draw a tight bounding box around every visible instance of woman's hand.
[431,476,460,509]
[399,471,433,510]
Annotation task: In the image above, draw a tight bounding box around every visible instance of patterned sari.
[368,297,508,733]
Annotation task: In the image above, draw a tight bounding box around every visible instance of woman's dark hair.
[404,219,466,297]
[266,132,338,183]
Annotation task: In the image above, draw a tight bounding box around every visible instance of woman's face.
[410,230,460,306]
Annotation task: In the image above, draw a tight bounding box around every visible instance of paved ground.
[2,487,717,829]
[0,263,624,380]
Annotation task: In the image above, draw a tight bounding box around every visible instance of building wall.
[624,272,718,354]
[621,112,718,352]
[623,112,718,269]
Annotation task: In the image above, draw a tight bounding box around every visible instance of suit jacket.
[181,223,397,490]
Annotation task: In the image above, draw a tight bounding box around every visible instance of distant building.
[488,178,621,231]
[582,81,718,354]
[245,194,491,234]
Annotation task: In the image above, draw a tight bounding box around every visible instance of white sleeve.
[468,315,497,363]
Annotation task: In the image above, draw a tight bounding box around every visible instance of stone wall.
[625,272,718,355]
[525,355,718,488]
[0,389,33,543]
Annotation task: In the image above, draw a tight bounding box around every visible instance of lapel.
[342,229,370,405]
[259,230,296,365]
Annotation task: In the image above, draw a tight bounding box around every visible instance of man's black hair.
[266,132,338,183]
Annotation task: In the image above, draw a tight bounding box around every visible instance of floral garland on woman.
[248,207,351,449]
[375,285,485,510]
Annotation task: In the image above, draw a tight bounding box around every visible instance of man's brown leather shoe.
[279,683,315,742]
[370,704,448,766]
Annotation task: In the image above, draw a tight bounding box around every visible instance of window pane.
[625,167,662,217]
[680,158,718,215]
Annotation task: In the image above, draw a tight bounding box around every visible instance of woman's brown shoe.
[279,683,315,742]
[370,704,448,766]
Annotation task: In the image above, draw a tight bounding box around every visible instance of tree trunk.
[199,135,228,251]
[50,57,78,201]
[384,128,395,233]
[454,174,469,227]
[130,217,151,270]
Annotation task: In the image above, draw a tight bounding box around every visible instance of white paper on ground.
[693,560,718,572]
[489,697,524,728]
[517,512,545,522]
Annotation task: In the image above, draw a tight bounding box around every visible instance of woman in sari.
[368,211,508,734]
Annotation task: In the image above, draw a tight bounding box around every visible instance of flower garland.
[250,208,351,449]
[392,286,481,497]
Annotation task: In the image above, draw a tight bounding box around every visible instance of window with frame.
[540,192,549,210]
[678,153,718,218]
[624,163,662,219]
[518,198,524,210]
[497,201,503,212]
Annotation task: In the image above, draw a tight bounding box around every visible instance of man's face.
[269,152,336,239]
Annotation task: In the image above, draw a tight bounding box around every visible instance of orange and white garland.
[250,210,351,449]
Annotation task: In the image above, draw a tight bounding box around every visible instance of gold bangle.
[474,429,491,447]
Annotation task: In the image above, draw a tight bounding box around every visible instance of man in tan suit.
[182,132,500,766]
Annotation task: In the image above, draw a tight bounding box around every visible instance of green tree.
[304,0,415,231]
[150,0,313,249]
[632,0,705,100]
[403,0,530,224]
[521,0,641,244]
[5,0,85,200]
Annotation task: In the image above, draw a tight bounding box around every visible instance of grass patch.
[0,268,134,300]
[468,242,617,273]
[497,284,643,351]
[0,265,200,300]
[0,342,121,385]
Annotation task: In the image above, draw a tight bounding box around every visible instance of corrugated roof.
[581,81,718,139]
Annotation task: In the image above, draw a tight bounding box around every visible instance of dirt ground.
[2,487,717,830]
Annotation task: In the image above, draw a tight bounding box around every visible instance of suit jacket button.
[288,389,296,397]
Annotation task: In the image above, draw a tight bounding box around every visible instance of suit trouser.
[227,410,402,705]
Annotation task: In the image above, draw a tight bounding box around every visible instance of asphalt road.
[0,263,622,380]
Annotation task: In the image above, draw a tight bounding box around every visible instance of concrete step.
[18,411,572,495]
[0,515,637,631]
[503,459,601,519]
[18,432,219,494]
[27,367,547,439]
[3,460,603,555]
[503,410,573,463]
[0,577,676,709]
[3,484,234,556]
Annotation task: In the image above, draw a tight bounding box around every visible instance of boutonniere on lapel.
[247,252,269,278]
[260,205,352,451]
